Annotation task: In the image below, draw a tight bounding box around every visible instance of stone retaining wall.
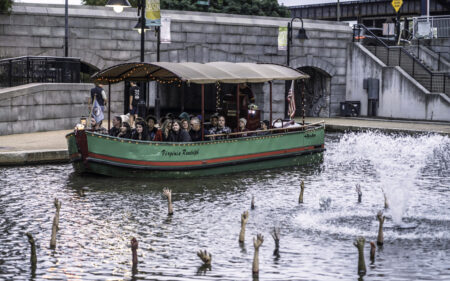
[0,3,352,121]
[0,83,123,135]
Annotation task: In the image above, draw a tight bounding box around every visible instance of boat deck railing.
[205,121,325,139]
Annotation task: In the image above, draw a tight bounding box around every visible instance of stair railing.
[353,24,448,94]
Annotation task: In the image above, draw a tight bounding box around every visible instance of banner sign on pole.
[278,26,287,50]
[146,0,161,26]
[161,17,171,44]
[391,0,403,13]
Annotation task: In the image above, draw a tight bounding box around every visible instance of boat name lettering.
[161,149,199,157]
[305,133,316,138]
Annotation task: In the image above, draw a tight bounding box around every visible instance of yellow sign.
[391,0,403,13]
[146,0,161,26]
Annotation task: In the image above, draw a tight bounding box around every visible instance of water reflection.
[0,132,449,280]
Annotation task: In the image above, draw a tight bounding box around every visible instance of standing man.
[238,83,255,110]
[129,81,141,127]
[89,83,107,113]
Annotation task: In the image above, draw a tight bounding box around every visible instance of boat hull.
[67,125,325,178]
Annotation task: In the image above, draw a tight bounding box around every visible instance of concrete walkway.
[0,117,449,166]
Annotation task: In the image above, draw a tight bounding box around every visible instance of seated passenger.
[257,120,271,135]
[208,115,231,140]
[158,119,173,141]
[131,121,149,141]
[189,117,206,142]
[181,119,190,132]
[205,114,219,131]
[168,120,192,142]
[234,118,249,137]
[90,117,108,134]
[109,115,122,137]
[146,115,159,141]
[117,121,132,139]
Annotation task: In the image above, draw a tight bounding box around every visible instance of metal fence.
[413,16,450,39]
[0,56,80,88]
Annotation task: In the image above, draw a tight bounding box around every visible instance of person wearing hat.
[235,118,249,137]
[146,115,159,141]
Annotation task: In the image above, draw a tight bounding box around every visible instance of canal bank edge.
[0,149,68,166]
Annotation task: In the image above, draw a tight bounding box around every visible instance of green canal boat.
[66,62,325,178]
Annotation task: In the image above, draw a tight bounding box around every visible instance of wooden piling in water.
[239,211,249,243]
[299,180,305,203]
[26,232,37,267]
[252,233,264,276]
[50,198,61,249]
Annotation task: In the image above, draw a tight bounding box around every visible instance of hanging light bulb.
[113,6,124,13]
[106,0,131,14]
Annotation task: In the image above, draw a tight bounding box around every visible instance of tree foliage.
[0,0,13,14]
[82,0,290,17]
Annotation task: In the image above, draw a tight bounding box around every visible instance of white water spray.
[334,132,448,224]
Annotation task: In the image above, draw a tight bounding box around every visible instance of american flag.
[287,80,296,119]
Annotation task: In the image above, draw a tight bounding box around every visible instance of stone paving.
[0,117,448,166]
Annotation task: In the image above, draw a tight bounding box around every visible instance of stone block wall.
[0,83,122,135]
[0,3,352,122]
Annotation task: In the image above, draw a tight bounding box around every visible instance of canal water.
[0,132,448,280]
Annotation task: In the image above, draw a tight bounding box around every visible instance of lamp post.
[286,17,307,119]
[286,17,308,66]
[106,0,162,120]
[65,0,68,57]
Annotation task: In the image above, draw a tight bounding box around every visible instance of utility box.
[340,101,361,117]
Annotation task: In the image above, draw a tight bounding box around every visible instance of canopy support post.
[108,83,111,131]
[301,80,305,126]
[269,81,273,128]
[236,84,240,130]
[201,84,205,141]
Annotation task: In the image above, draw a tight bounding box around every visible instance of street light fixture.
[106,0,131,13]
[286,17,308,66]
[106,0,162,120]
[133,18,150,34]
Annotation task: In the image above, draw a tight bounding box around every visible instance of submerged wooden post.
[238,211,249,243]
[251,195,255,210]
[356,184,362,203]
[163,188,174,216]
[131,237,138,269]
[377,211,386,246]
[50,198,61,249]
[381,187,389,209]
[26,232,37,267]
[252,233,264,276]
[299,180,305,203]
[353,236,366,276]
[271,227,280,257]
[370,241,376,263]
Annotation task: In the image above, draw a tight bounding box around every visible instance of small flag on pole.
[287,80,296,119]
[92,98,104,123]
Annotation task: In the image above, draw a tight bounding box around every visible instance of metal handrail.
[205,121,325,138]
[354,24,448,93]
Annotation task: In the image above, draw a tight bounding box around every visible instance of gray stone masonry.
[0,3,352,131]
[0,83,123,135]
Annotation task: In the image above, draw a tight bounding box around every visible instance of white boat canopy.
[92,61,309,84]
